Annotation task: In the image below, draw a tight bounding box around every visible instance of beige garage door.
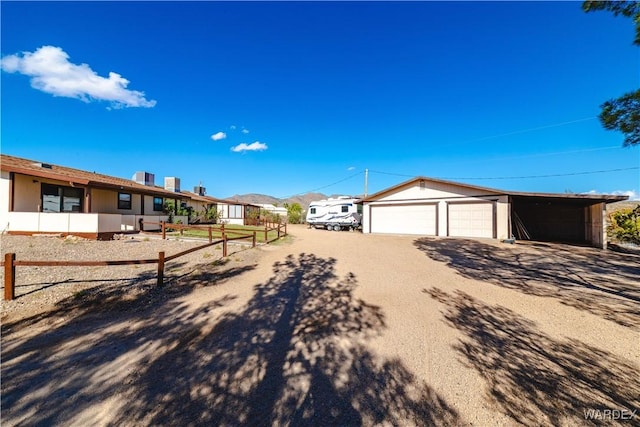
[370,204,437,235]
[448,202,494,238]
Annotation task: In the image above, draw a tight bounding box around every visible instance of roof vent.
[164,177,181,192]
[194,185,206,196]
[132,171,155,186]
[33,162,53,169]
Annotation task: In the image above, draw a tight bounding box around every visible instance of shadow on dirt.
[414,238,640,329]
[2,253,463,426]
[425,287,640,426]
[1,258,255,425]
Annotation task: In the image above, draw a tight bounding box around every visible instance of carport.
[361,176,628,249]
[509,193,627,248]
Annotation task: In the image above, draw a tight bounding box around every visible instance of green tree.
[285,202,303,224]
[583,1,640,146]
[608,205,640,244]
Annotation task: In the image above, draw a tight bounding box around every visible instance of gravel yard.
[1,226,639,426]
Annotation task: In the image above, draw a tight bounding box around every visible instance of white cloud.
[231,141,268,153]
[584,189,639,200]
[347,166,356,171]
[612,190,640,201]
[211,131,227,141]
[1,45,156,108]
[241,128,250,134]
[230,125,237,130]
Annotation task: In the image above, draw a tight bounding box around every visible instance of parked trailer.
[306,196,362,231]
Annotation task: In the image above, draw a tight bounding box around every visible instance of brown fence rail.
[2,221,287,301]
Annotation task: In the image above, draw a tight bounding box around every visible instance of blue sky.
[2,1,639,200]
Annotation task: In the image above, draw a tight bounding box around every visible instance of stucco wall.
[92,188,142,214]
[363,181,510,239]
[0,171,11,231]
[13,173,41,212]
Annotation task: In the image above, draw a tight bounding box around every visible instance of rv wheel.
[326,224,332,231]
[333,225,342,231]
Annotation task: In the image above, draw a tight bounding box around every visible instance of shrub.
[608,205,640,244]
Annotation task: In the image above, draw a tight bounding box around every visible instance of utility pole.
[364,168,368,197]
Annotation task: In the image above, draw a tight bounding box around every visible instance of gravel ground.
[0,234,257,318]
[1,226,638,426]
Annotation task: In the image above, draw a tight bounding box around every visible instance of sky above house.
[1,1,639,200]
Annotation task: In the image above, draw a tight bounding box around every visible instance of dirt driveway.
[2,225,639,426]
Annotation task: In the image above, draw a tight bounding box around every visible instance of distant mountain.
[225,192,361,208]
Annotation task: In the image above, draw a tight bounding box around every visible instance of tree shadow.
[425,287,640,426]
[1,258,256,426]
[2,253,465,426]
[414,238,640,329]
[113,253,464,426]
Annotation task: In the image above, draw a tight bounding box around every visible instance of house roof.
[1,154,188,199]
[362,176,629,204]
[181,191,230,204]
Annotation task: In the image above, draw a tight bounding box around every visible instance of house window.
[41,183,83,213]
[341,205,349,213]
[228,204,243,218]
[153,197,164,211]
[118,192,132,210]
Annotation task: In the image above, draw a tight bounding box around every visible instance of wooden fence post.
[264,225,268,242]
[157,251,165,286]
[284,223,287,236]
[223,233,228,257]
[139,218,144,232]
[162,221,166,240]
[4,253,15,301]
[208,226,212,243]
[278,224,281,239]
[252,231,256,248]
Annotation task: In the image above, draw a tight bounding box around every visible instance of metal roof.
[362,176,629,204]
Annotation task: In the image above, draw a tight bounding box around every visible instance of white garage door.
[370,204,437,235]
[448,202,494,238]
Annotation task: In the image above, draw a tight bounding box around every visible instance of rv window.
[341,205,349,213]
[310,207,316,214]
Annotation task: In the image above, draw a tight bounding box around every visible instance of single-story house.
[1,154,190,239]
[216,199,261,226]
[181,186,230,223]
[361,176,628,248]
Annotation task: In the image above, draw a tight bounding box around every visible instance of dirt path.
[2,226,638,426]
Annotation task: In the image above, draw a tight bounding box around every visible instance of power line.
[451,116,598,146]
[279,170,364,199]
[369,166,639,181]
[440,167,639,181]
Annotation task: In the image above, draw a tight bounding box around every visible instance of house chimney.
[164,177,181,192]
[132,172,155,186]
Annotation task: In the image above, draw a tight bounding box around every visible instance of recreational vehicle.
[306,196,362,231]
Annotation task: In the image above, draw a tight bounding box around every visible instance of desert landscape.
[2,226,638,426]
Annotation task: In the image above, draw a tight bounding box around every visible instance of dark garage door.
[511,197,588,243]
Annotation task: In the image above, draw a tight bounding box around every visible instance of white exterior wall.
[363,181,510,239]
[218,203,245,225]
[0,171,11,231]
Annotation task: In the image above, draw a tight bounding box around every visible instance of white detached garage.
[361,176,628,248]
